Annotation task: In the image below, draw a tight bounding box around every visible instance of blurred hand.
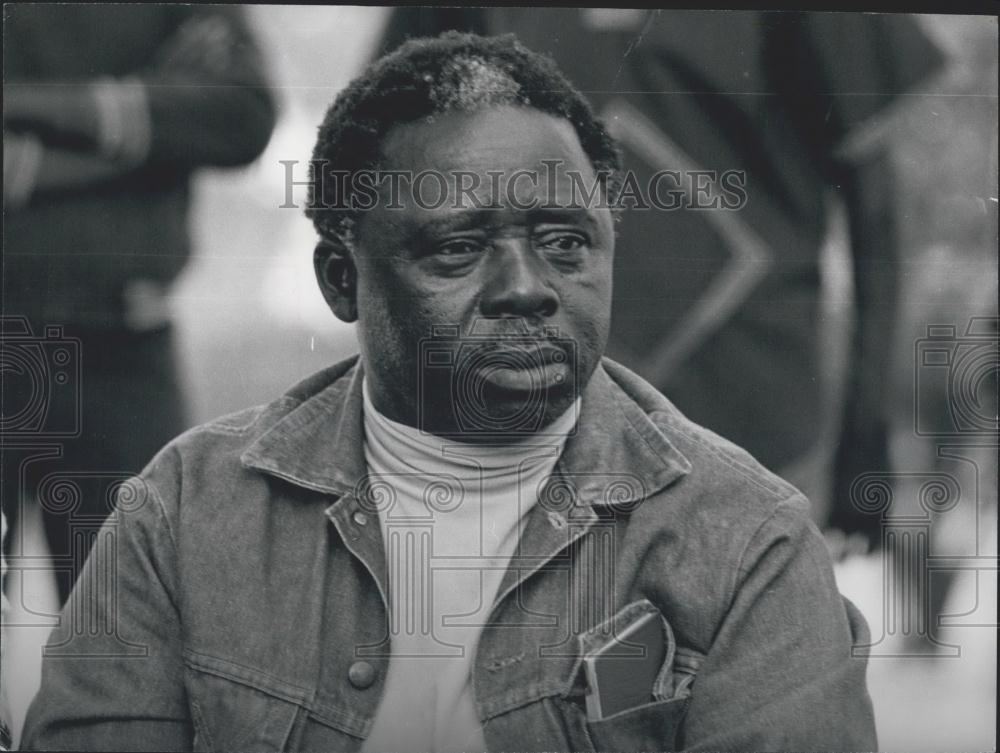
[153,14,237,77]
[5,130,131,201]
[3,130,41,208]
[123,279,172,333]
[2,87,100,150]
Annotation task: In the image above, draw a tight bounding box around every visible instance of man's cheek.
[564,305,610,370]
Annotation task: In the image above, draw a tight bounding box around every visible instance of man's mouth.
[463,343,571,392]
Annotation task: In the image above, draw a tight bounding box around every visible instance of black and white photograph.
[1,5,997,752]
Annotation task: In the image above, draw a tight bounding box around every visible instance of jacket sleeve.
[137,6,276,168]
[20,455,192,752]
[680,496,878,752]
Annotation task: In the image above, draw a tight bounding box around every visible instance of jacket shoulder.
[601,357,803,506]
[134,356,359,508]
[600,359,822,653]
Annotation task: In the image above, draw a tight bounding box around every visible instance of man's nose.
[479,241,558,319]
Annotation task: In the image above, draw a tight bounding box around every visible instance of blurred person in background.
[375,9,945,554]
[2,4,275,604]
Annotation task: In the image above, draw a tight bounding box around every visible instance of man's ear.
[314,237,358,323]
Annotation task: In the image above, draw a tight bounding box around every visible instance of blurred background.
[2,7,996,751]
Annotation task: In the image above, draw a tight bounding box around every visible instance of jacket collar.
[241,356,691,505]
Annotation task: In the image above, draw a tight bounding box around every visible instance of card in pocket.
[582,608,667,720]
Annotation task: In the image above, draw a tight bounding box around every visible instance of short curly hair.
[306,31,623,244]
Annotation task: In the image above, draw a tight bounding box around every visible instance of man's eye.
[436,239,483,256]
[536,232,587,252]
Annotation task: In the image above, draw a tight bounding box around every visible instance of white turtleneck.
[359,380,579,753]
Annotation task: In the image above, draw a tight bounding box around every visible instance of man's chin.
[416,378,579,441]
[455,381,578,438]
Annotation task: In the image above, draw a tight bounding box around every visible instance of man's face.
[351,104,615,439]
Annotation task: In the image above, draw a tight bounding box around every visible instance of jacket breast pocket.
[570,598,702,753]
[184,651,304,753]
[585,696,691,752]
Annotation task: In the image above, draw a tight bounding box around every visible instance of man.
[22,33,876,752]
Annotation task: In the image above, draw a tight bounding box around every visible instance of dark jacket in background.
[3,4,276,330]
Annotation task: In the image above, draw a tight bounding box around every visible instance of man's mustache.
[464,318,566,340]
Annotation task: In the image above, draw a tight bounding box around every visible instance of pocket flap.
[184,651,303,752]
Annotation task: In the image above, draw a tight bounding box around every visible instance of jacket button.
[352,511,368,525]
[348,661,377,689]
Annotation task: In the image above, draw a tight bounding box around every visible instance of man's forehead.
[378,105,596,176]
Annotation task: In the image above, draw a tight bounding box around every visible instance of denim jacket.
[22,356,877,752]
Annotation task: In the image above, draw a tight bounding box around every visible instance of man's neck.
[361,378,581,451]
[361,377,581,463]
